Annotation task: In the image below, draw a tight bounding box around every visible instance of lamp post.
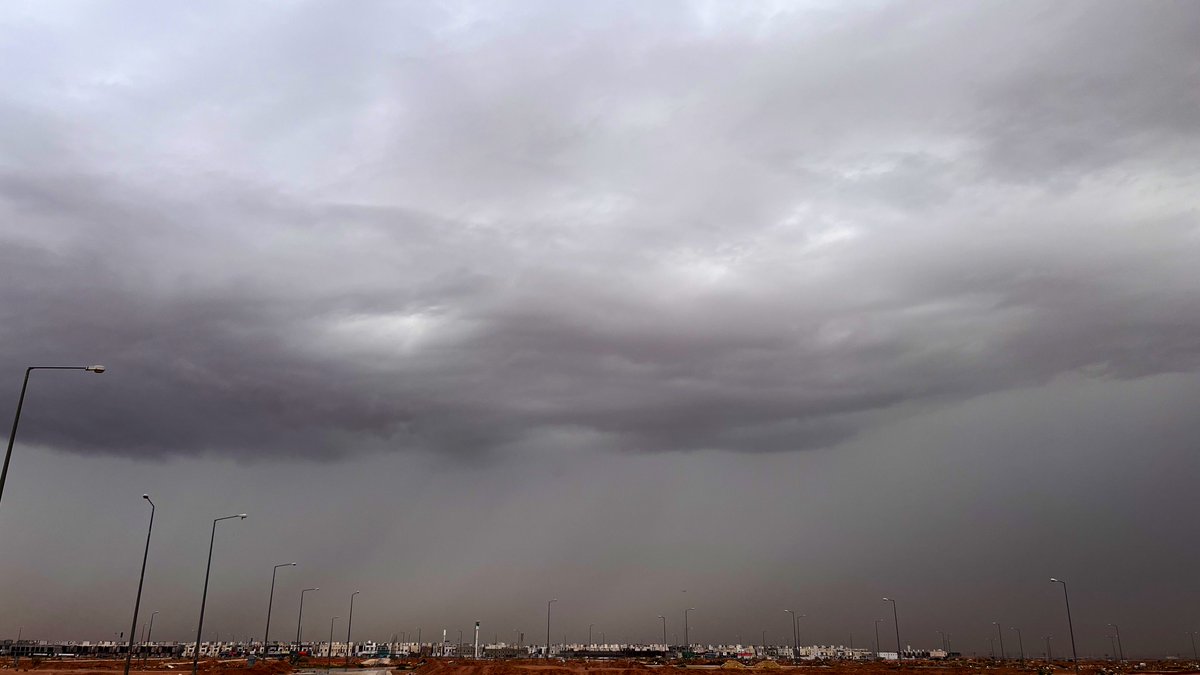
[883,598,901,661]
[873,619,883,658]
[945,633,952,656]
[936,631,946,653]
[1011,627,1024,664]
[1044,635,1052,661]
[264,563,296,653]
[684,608,695,652]
[1107,624,1124,662]
[124,495,155,675]
[345,591,359,666]
[1050,578,1079,674]
[1188,631,1198,661]
[784,611,798,662]
[296,588,319,654]
[658,616,667,647]
[546,599,557,659]
[192,513,247,675]
[993,622,1005,661]
[1,365,105,506]
[328,616,339,667]
[147,612,159,654]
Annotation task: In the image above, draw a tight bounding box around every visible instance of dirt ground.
[411,658,1200,675]
[0,657,294,675]
[6,657,1200,675]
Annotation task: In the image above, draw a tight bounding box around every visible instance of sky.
[1,0,1199,659]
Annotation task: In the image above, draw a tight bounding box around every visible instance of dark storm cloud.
[1,0,1197,460]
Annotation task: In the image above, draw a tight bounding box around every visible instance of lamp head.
[1050,577,1059,583]
[238,513,247,519]
[85,365,106,373]
[142,494,149,499]
[883,597,890,601]
[290,562,297,566]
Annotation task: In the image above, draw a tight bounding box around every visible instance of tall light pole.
[143,610,159,665]
[589,624,594,648]
[192,513,247,675]
[873,619,883,658]
[946,633,952,656]
[345,591,359,666]
[1188,631,1198,661]
[1,365,105,506]
[1050,578,1079,674]
[296,588,319,654]
[657,616,667,647]
[784,611,798,663]
[684,608,695,652]
[1107,624,1124,662]
[1011,627,1024,664]
[1044,635,1052,661]
[124,495,155,675]
[264,563,296,652]
[546,599,557,659]
[328,616,340,666]
[992,622,1005,661]
[936,631,946,653]
[883,598,901,661]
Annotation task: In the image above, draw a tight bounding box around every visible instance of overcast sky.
[1,0,1199,659]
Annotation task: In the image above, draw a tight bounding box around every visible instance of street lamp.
[346,591,360,666]
[683,608,695,652]
[992,622,1005,661]
[1,365,105,506]
[1044,635,1052,662]
[657,616,667,647]
[296,588,319,654]
[124,495,155,675]
[873,619,883,658]
[192,514,247,675]
[1050,578,1079,674]
[883,598,901,661]
[1011,627,1024,664]
[546,599,557,659]
[264,563,297,652]
[328,616,340,666]
[1188,631,1198,661]
[784,611,799,662]
[143,611,159,665]
[936,631,946,653]
[1107,624,1124,662]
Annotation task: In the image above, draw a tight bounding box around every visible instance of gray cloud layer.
[2,0,1198,462]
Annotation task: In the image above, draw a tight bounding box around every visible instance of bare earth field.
[6,657,1200,675]
[411,658,1200,675]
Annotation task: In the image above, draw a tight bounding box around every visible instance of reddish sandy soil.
[412,658,1200,675]
[6,656,1200,675]
[0,658,294,675]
